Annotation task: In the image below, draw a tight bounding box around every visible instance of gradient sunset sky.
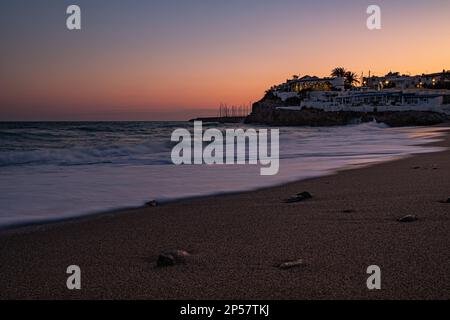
[1,0,449,120]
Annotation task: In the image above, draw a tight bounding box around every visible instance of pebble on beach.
[285,192,313,203]
[157,250,191,267]
[397,215,418,223]
[146,200,158,207]
[278,259,305,270]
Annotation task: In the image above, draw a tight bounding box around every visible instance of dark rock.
[342,209,355,213]
[245,99,449,127]
[245,103,362,127]
[412,166,421,170]
[285,192,312,203]
[397,215,418,223]
[371,111,448,127]
[446,197,450,203]
[278,259,305,269]
[157,254,175,267]
[157,250,191,267]
[146,200,158,207]
[298,191,313,199]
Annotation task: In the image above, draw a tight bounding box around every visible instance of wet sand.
[1,128,450,300]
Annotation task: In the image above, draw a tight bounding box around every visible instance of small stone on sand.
[157,254,175,267]
[146,200,158,207]
[397,215,418,223]
[278,259,305,269]
[285,192,312,203]
[157,250,191,267]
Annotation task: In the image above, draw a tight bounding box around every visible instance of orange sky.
[1,0,449,120]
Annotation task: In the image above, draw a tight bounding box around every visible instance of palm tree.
[331,67,347,78]
[344,71,360,88]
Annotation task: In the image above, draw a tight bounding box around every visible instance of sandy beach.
[1,128,450,300]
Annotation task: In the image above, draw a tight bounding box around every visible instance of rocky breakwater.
[245,94,449,127]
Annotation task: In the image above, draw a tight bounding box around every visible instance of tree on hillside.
[344,71,360,88]
[331,67,347,78]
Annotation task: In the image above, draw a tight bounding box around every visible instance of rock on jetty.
[245,96,449,127]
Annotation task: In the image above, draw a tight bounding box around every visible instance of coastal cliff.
[245,95,449,127]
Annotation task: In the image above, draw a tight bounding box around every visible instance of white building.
[275,76,345,92]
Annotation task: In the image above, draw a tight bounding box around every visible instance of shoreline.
[0,158,418,234]
[1,125,448,234]
[1,127,450,299]
[0,152,436,235]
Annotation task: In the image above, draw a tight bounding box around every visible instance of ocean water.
[0,121,446,229]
